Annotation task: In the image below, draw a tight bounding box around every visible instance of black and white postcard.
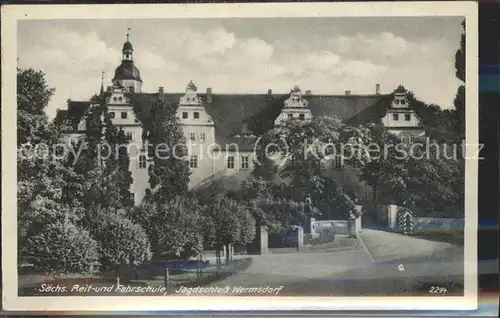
[1,1,478,312]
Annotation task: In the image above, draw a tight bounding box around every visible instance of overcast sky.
[18,17,464,118]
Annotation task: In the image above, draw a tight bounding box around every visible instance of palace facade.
[56,34,425,205]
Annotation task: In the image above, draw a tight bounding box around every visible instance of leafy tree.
[101,110,134,208]
[360,125,464,217]
[454,19,466,142]
[250,196,318,234]
[455,19,466,83]
[145,98,191,203]
[202,194,256,267]
[91,208,151,282]
[17,68,55,145]
[130,197,206,259]
[23,220,100,275]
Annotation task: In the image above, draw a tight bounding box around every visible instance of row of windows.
[189,132,206,142]
[182,112,200,119]
[392,113,411,121]
[189,155,250,170]
[110,111,128,119]
[287,113,306,120]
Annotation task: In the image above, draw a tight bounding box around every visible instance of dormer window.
[121,112,128,119]
[394,99,399,105]
[109,112,115,119]
[393,114,399,121]
[129,86,135,93]
[405,114,411,121]
[194,112,200,119]
[401,100,406,105]
[113,97,118,102]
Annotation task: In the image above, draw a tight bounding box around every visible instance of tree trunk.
[215,247,221,271]
[116,267,120,286]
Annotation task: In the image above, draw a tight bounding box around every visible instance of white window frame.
[189,155,198,169]
[334,155,344,169]
[241,156,249,170]
[227,156,235,169]
[139,155,147,169]
[190,133,196,141]
[200,133,206,142]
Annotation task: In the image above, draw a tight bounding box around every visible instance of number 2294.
[429,286,448,294]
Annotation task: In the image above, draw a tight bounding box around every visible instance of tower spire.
[100,71,105,95]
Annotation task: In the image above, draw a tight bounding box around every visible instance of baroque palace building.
[56,34,425,206]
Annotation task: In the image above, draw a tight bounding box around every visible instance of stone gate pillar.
[260,226,269,255]
[388,205,398,229]
[297,226,304,250]
[355,205,362,232]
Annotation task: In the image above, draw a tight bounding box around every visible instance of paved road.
[190,229,465,296]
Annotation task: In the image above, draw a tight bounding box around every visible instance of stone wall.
[413,218,464,230]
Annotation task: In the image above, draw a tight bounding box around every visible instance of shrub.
[92,210,152,273]
[23,221,99,275]
[310,227,336,245]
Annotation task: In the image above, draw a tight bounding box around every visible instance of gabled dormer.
[274,86,313,125]
[105,82,140,127]
[381,88,425,143]
[177,80,214,126]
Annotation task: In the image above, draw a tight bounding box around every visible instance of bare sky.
[18,17,464,118]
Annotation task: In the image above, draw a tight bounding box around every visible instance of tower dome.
[113,62,142,83]
[112,29,143,92]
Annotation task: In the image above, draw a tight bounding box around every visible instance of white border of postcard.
[2,1,478,312]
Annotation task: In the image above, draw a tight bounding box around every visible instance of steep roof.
[60,92,387,142]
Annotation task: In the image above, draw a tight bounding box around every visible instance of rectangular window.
[408,134,414,143]
[129,86,135,93]
[190,133,196,141]
[189,156,198,168]
[139,155,147,169]
[194,112,200,119]
[109,112,115,119]
[121,112,128,119]
[299,114,305,120]
[334,155,343,169]
[200,133,206,142]
[241,156,249,169]
[227,156,235,169]
[287,114,293,119]
[400,135,406,143]
[405,114,411,121]
[126,132,133,141]
[182,112,188,119]
[392,114,399,121]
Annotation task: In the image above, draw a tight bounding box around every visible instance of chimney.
[241,123,248,133]
[158,86,164,101]
[376,84,380,95]
[206,87,212,104]
[305,90,311,96]
[268,89,272,95]
[345,90,351,96]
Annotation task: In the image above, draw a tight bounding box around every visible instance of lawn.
[18,257,252,296]
[384,227,464,246]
